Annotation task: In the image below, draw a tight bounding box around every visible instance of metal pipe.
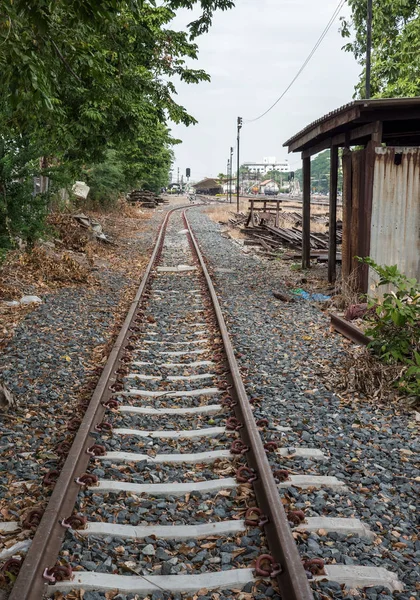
[226,158,230,202]
[229,146,233,204]
[366,0,373,99]
[237,117,242,212]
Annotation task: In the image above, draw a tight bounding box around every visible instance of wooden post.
[328,146,339,283]
[341,148,352,279]
[275,199,280,228]
[302,156,311,269]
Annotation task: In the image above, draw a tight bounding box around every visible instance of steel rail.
[330,313,371,346]
[9,204,193,600]
[183,209,313,600]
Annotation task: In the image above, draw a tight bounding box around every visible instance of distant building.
[222,179,236,194]
[243,157,289,176]
[192,178,223,195]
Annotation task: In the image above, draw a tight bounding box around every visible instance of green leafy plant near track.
[360,257,420,399]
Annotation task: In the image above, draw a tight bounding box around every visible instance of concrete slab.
[277,448,327,460]
[48,569,255,596]
[0,521,19,533]
[124,387,220,398]
[93,477,237,495]
[113,426,225,439]
[119,405,223,416]
[295,517,375,539]
[278,475,348,490]
[81,520,245,540]
[157,265,197,272]
[99,449,231,464]
[313,565,403,592]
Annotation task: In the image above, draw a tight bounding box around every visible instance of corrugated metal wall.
[369,147,420,294]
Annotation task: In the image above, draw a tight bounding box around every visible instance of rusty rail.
[183,209,313,600]
[9,205,191,600]
[330,313,371,346]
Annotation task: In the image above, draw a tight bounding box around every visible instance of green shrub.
[0,137,51,251]
[360,257,420,399]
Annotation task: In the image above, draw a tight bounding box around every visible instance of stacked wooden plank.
[228,212,247,226]
[128,190,167,208]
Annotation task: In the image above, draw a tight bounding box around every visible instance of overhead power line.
[244,0,347,123]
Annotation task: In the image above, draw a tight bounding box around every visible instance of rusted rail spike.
[95,421,112,432]
[43,564,72,583]
[43,470,60,487]
[23,509,44,530]
[244,507,269,527]
[61,514,87,530]
[76,473,98,487]
[55,440,72,456]
[288,510,306,525]
[236,466,257,483]
[226,417,243,430]
[274,469,290,482]
[0,558,22,583]
[303,558,325,577]
[67,417,81,431]
[102,399,119,409]
[255,554,283,577]
[230,440,249,455]
[87,444,106,456]
[264,441,278,452]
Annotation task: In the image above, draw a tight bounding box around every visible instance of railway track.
[5,205,310,600]
[2,204,405,600]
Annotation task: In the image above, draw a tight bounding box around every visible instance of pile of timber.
[127,190,167,208]
[248,224,329,250]
[243,223,342,261]
[228,212,247,226]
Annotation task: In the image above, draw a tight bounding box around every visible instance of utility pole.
[229,146,233,204]
[177,167,180,185]
[226,158,230,203]
[236,117,242,212]
[366,0,373,99]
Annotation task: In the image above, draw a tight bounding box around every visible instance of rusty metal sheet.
[369,147,420,295]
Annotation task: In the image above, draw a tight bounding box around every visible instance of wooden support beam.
[328,146,339,283]
[301,121,384,159]
[302,156,311,269]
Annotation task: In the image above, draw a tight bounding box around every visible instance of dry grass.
[0,200,157,353]
[205,199,249,224]
[324,346,404,404]
[330,267,364,310]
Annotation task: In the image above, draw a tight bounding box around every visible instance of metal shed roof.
[283,97,420,154]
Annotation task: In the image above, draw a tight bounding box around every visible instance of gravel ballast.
[0,208,164,529]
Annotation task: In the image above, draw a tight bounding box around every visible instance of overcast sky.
[169,0,360,182]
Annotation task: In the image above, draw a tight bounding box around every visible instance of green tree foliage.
[341,0,420,97]
[295,150,343,194]
[0,0,235,248]
[0,137,50,250]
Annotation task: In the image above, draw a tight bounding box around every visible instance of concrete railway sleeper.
[3,205,402,600]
